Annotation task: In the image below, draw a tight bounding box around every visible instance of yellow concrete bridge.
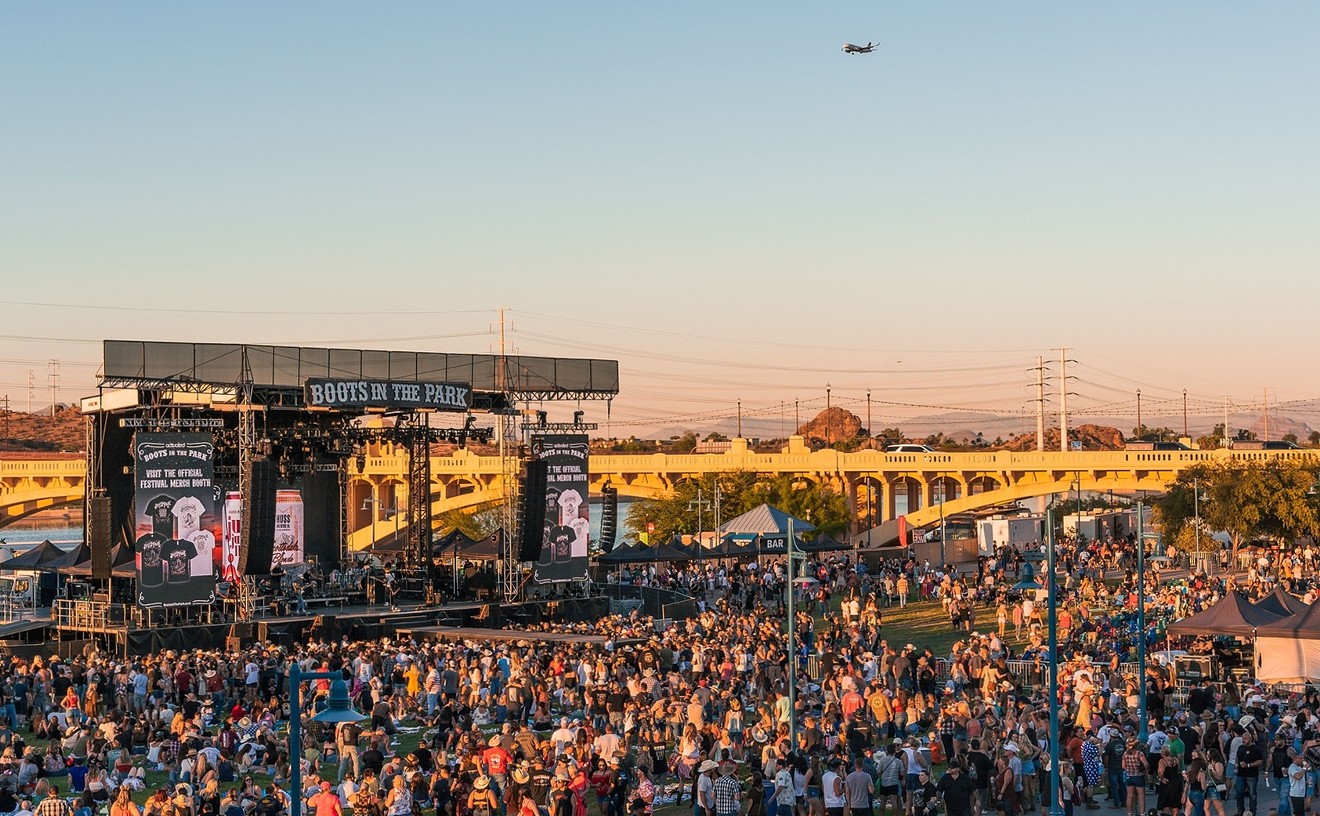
[3,440,1314,548]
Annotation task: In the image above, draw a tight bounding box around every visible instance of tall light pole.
[1011,506,1060,816]
[288,666,366,816]
[866,389,872,443]
[786,517,798,748]
[1137,500,1148,742]
[1046,501,1062,816]
[936,475,947,567]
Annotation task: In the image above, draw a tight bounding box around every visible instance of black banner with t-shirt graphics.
[531,434,591,584]
[134,433,218,608]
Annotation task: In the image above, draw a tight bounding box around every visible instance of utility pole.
[48,360,60,418]
[826,383,831,410]
[1223,397,1231,447]
[736,399,742,438]
[1056,348,1073,452]
[1,395,9,438]
[1136,389,1142,434]
[1182,390,1188,438]
[794,399,799,431]
[1263,387,1270,441]
[27,370,35,414]
[1031,356,1049,452]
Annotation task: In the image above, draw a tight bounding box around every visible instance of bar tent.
[598,541,649,564]
[1166,591,1283,638]
[718,504,815,536]
[49,542,90,571]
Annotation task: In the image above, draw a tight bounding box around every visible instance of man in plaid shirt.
[713,761,742,816]
[35,785,70,816]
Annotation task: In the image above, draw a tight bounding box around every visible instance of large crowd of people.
[0,528,1313,816]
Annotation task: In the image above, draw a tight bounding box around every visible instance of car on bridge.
[885,444,936,453]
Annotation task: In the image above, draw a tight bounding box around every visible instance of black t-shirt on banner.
[137,534,166,587]
[162,538,197,584]
[146,495,177,538]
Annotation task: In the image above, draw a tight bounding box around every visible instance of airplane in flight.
[841,42,878,54]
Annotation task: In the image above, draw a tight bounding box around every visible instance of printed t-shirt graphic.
[188,530,215,578]
[146,495,176,538]
[162,539,198,584]
[136,533,166,587]
[172,496,205,539]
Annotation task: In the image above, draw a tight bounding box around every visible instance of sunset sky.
[3,3,1318,434]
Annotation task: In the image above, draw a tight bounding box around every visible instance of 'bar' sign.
[304,377,473,412]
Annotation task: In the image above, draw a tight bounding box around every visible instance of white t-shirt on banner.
[172,496,205,538]
[188,530,215,577]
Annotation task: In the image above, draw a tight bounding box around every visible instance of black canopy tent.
[61,543,137,578]
[1254,586,1310,619]
[0,540,68,571]
[1166,592,1285,638]
[49,542,90,571]
[598,542,651,564]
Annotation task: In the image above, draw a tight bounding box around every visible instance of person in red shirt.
[310,781,342,816]
[483,735,513,788]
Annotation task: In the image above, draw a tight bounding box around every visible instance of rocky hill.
[0,406,86,453]
[1003,423,1125,451]
[797,406,864,446]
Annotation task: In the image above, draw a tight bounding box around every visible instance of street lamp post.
[786,517,798,749]
[937,477,947,568]
[1045,502,1062,816]
[288,665,366,816]
[1137,500,1148,741]
[1011,503,1061,816]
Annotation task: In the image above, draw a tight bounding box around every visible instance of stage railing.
[53,599,136,632]
[593,583,699,620]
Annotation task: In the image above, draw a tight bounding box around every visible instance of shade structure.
[49,542,90,570]
[598,541,646,564]
[1256,637,1320,683]
[718,504,815,536]
[0,540,69,570]
[717,533,762,557]
[433,529,482,558]
[1254,587,1310,619]
[1255,598,1320,638]
[800,533,849,553]
[459,531,501,561]
[1166,592,1284,638]
[61,542,136,578]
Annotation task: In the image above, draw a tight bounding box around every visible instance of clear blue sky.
[3,3,1318,432]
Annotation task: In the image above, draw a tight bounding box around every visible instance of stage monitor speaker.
[598,484,618,553]
[517,458,549,562]
[88,495,113,580]
[240,457,278,575]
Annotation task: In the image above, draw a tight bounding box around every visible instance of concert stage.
[52,594,610,656]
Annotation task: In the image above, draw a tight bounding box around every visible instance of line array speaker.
[240,457,278,575]
[88,495,113,580]
[598,484,618,553]
[517,459,549,562]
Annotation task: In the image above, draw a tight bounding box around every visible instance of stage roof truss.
[95,340,619,409]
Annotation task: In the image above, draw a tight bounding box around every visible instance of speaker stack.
[517,458,549,562]
[88,495,113,580]
[240,457,278,575]
[598,484,618,553]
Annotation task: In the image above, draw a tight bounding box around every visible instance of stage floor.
[395,625,610,645]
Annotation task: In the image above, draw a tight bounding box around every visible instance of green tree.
[1196,423,1228,450]
[435,507,501,541]
[1132,425,1177,442]
[669,432,698,453]
[875,428,905,448]
[1253,460,1320,541]
[745,474,851,539]
[1309,431,1320,448]
[1283,432,1299,445]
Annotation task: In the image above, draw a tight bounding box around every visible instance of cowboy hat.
[698,760,719,773]
[488,735,502,747]
[474,777,490,791]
